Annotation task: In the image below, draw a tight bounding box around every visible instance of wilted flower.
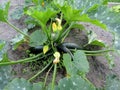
[53,52,60,64]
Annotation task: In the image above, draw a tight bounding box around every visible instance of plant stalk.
[43,64,53,88]
[83,49,114,54]
[0,53,52,66]
[6,21,29,38]
[0,53,42,66]
[61,22,74,42]
[51,64,57,90]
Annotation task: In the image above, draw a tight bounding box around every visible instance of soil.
[0,0,120,88]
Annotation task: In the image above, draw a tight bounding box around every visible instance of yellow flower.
[52,22,57,32]
[52,18,62,32]
[57,25,62,31]
[42,2,45,7]
[53,52,60,64]
[43,45,49,54]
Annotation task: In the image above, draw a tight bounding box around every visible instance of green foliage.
[63,54,77,76]
[30,30,47,47]
[87,30,105,47]
[4,78,43,90]
[112,5,120,13]
[10,29,28,50]
[0,40,6,61]
[10,7,24,20]
[63,50,89,76]
[0,2,10,22]
[87,5,120,49]
[73,50,89,73]
[0,0,120,90]
[104,75,120,90]
[26,8,57,27]
[0,66,12,90]
[56,75,95,90]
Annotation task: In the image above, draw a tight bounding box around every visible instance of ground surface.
[0,0,120,88]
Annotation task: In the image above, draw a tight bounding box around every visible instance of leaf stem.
[43,64,53,88]
[28,60,52,82]
[51,64,57,90]
[0,53,52,66]
[86,53,104,56]
[0,53,42,66]
[70,49,114,54]
[6,21,29,38]
[61,22,74,42]
[83,49,114,54]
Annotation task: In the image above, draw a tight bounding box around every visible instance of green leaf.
[4,78,43,90]
[63,54,77,76]
[10,7,23,20]
[105,53,115,69]
[57,75,95,90]
[87,5,120,49]
[0,40,5,50]
[0,66,12,90]
[73,50,89,73]
[26,8,57,25]
[10,29,27,50]
[104,75,120,90]
[71,23,85,30]
[4,78,32,90]
[0,40,6,61]
[32,82,43,90]
[112,5,120,12]
[0,53,10,63]
[71,0,107,12]
[61,5,82,22]
[0,38,10,63]
[87,30,105,47]
[0,2,10,22]
[78,14,107,30]
[30,30,47,47]
[61,5,106,29]
[53,0,65,7]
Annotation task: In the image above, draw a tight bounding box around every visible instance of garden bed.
[0,0,120,89]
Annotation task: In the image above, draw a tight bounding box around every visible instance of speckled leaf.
[4,78,32,90]
[57,75,95,90]
[0,66,12,90]
[71,0,107,12]
[73,50,89,73]
[61,5,106,29]
[87,5,120,49]
[10,7,23,20]
[30,30,47,47]
[63,54,77,76]
[104,75,120,90]
[32,82,43,90]
[11,29,28,50]
[4,78,43,90]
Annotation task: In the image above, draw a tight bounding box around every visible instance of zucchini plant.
[0,0,120,90]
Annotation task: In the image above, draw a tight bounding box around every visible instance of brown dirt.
[0,0,120,88]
